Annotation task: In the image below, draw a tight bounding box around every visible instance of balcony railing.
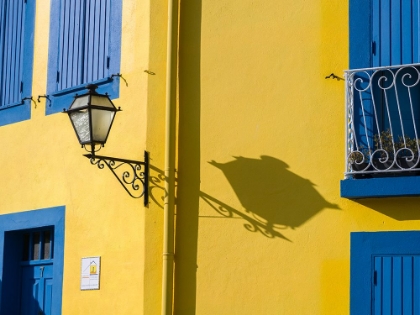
[345,63,420,179]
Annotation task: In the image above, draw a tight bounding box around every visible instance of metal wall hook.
[37,94,50,103]
[22,96,37,108]
[110,73,128,87]
[325,73,344,81]
[144,70,156,75]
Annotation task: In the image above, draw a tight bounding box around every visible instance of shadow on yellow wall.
[208,156,340,239]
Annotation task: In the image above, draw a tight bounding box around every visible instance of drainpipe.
[162,0,178,314]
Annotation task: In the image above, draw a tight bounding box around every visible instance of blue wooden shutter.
[0,0,25,108]
[374,255,420,314]
[57,0,111,91]
[373,0,420,67]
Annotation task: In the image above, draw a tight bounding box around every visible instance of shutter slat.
[66,0,76,89]
[392,256,403,314]
[104,0,110,72]
[72,0,83,87]
[414,256,420,315]
[391,0,402,65]
[414,0,420,63]
[382,257,392,315]
[372,0,381,67]
[58,0,68,89]
[0,0,4,105]
[374,257,383,315]
[83,0,93,83]
[402,256,413,315]
[402,0,413,64]
[381,0,392,66]
[97,0,106,78]
[92,0,100,80]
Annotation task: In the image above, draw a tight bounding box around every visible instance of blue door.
[18,229,54,315]
[20,264,53,315]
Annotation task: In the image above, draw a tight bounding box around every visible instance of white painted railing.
[345,63,420,178]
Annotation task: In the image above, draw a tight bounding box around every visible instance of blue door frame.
[0,206,65,315]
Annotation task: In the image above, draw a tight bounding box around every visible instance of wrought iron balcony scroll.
[345,63,420,179]
[84,151,149,205]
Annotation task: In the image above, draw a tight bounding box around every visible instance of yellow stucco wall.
[0,0,418,314]
[173,1,350,314]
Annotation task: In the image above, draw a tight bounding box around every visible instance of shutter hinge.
[371,41,376,56]
[56,71,60,83]
[20,82,23,93]
[107,57,110,69]
[373,270,377,285]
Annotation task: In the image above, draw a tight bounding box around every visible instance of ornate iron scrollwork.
[84,151,149,205]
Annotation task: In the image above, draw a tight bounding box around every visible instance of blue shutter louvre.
[0,0,25,108]
[373,0,420,67]
[58,0,110,91]
[374,256,420,314]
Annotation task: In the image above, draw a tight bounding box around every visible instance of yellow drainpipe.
[162,0,178,314]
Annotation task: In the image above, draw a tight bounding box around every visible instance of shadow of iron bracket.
[84,151,149,205]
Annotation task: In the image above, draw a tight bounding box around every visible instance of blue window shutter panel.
[0,0,35,126]
[47,0,122,115]
[372,0,420,67]
[0,0,24,107]
[372,255,420,314]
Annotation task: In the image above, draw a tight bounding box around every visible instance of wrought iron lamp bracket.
[84,151,149,205]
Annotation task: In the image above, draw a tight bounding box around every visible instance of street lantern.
[64,84,120,155]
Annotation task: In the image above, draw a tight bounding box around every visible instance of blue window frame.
[0,0,35,126]
[341,0,420,199]
[351,231,420,314]
[0,206,65,315]
[46,0,122,115]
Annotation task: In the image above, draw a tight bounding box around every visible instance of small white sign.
[81,256,101,290]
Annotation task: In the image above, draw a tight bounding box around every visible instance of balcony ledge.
[341,176,420,198]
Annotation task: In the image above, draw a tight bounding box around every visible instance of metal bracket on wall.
[84,151,149,205]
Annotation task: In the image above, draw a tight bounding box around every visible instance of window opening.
[21,229,53,262]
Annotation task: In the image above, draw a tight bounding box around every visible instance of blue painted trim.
[0,0,35,126]
[0,206,65,315]
[341,176,420,198]
[46,0,122,115]
[351,231,420,314]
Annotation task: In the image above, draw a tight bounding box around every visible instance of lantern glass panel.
[69,109,91,143]
[91,95,115,108]
[91,109,115,142]
[69,95,89,110]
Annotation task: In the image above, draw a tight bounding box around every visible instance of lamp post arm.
[84,151,149,204]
